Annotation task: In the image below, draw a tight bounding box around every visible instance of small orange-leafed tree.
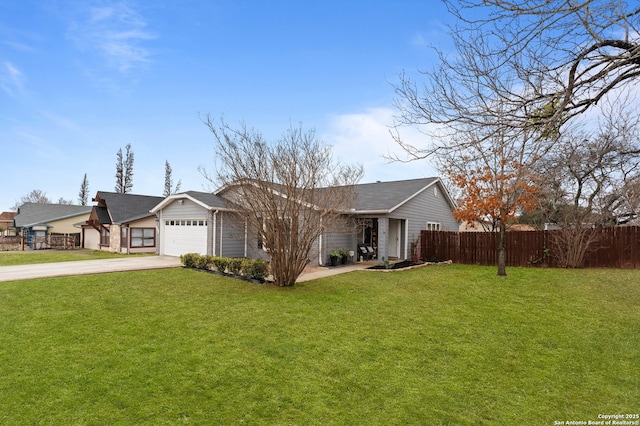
[450,163,541,276]
[440,123,545,276]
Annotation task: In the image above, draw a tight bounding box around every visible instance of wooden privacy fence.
[421,226,640,268]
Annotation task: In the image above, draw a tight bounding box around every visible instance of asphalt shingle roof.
[351,177,439,212]
[14,203,92,227]
[95,192,165,224]
[183,191,227,209]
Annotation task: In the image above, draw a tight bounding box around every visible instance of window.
[257,216,292,251]
[131,228,156,247]
[100,227,110,246]
[426,222,441,231]
[165,219,206,226]
[121,227,128,248]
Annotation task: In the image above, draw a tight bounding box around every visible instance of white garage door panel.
[163,222,207,256]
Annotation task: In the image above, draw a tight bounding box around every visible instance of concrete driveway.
[0,255,182,282]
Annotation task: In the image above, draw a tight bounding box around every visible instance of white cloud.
[0,61,25,98]
[69,1,156,72]
[322,107,439,183]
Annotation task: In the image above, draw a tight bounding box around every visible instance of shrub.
[251,260,270,281]
[241,259,270,282]
[211,256,229,273]
[198,255,214,270]
[180,253,201,268]
[227,257,243,275]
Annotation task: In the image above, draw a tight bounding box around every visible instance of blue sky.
[1,0,453,212]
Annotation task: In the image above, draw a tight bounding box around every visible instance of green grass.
[0,265,638,425]
[0,249,145,266]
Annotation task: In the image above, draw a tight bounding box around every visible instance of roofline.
[18,222,53,228]
[150,193,231,213]
[117,212,157,225]
[352,210,390,215]
[15,209,92,228]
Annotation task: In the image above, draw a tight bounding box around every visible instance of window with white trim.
[426,222,441,231]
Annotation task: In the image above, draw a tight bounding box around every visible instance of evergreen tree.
[163,160,181,197]
[115,144,134,193]
[78,173,89,205]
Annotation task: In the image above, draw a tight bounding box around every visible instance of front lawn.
[0,265,637,424]
[0,249,145,266]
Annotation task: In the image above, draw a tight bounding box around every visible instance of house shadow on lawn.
[365,259,453,271]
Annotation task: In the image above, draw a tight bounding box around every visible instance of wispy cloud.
[0,61,26,99]
[3,40,36,52]
[323,107,438,182]
[69,1,156,72]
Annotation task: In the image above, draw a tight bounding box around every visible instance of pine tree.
[78,173,89,205]
[124,144,134,193]
[115,148,124,193]
[115,144,134,193]
[163,160,181,197]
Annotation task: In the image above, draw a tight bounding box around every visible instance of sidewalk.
[296,261,376,282]
[0,256,182,282]
[0,256,375,283]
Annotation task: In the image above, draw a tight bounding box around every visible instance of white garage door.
[162,219,208,256]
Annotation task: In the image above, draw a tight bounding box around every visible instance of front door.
[388,219,401,258]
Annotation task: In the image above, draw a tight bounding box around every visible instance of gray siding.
[322,218,358,266]
[162,199,209,219]
[217,211,246,258]
[392,182,459,243]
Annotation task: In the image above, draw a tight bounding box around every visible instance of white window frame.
[426,222,441,231]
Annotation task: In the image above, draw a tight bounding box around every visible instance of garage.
[162,219,208,256]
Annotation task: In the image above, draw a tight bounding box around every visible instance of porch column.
[377,217,389,265]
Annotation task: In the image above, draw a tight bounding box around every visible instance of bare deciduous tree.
[12,189,51,210]
[393,0,640,144]
[200,116,363,286]
[537,100,640,226]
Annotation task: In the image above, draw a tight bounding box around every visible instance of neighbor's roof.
[150,190,228,213]
[14,203,92,227]
[0,211,17,222]
[94,192,165,224]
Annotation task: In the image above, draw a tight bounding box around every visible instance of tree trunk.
[497,220,507,276]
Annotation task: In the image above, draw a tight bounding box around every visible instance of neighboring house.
[83,192,164,253]
[460,221,536,232]
[0,211,17,236]
[13,203,92,248]
[151,178,459,265]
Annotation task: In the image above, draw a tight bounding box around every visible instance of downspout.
[219,211,224,257]
[244,219,248,258]
[319,216,323,266]
[212,210,218,256]
[156,210,162,255]
[404,220,409,260]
